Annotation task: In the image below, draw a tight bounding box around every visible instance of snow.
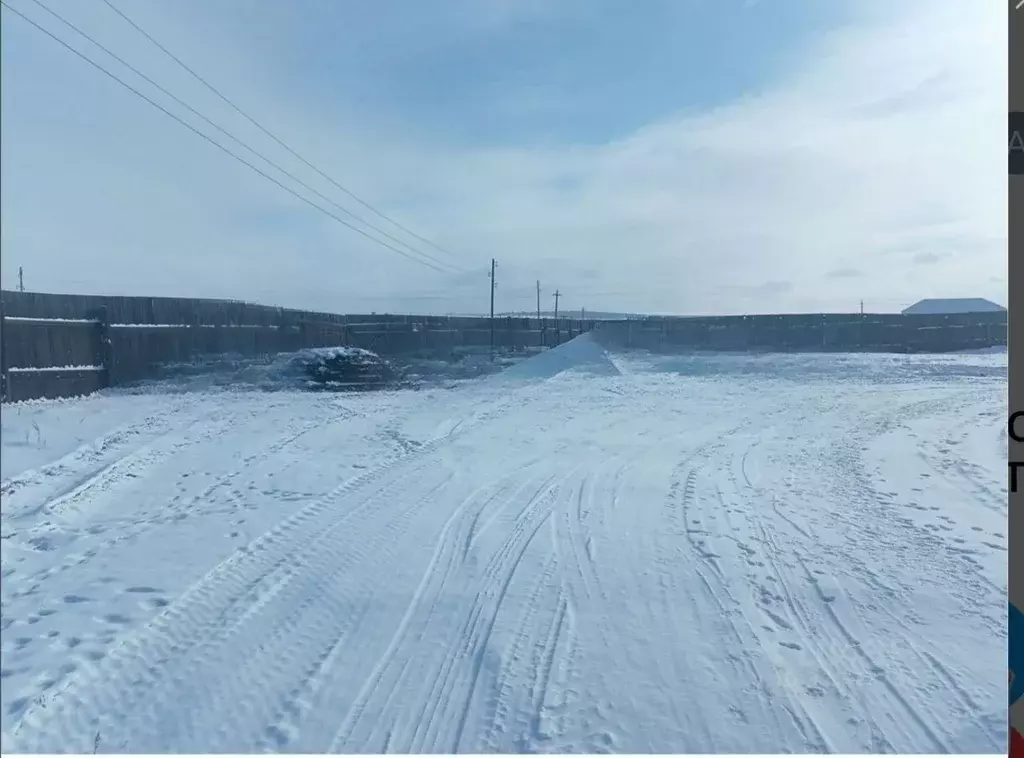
[110,324,280,329]
[6,365,103,373]
[3,317,98,325]
[293,346,381,362]
[0,339,1007,753]
[495,332,621,382]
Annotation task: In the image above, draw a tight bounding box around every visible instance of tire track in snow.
[251,467,489,752]
[0,400,196,505]
[833,396,1004,616]
[557,469,601,603]
[523,593,570,747]
[730,402,954,753]
[862,582,998,749]
[188,466,459,752]
[5,384,557,753]
[445,486,564,755]
[158,401,366,521]
[394,467,577,753]
[3,403,231,525]
[732,412,949,752]
[786,550,949,753]
[480,554,561,751]
[327,468,555,753]
[10,404,362,596]
[4,432,459,753]
[406,474,566,752]
[670,435,841,752]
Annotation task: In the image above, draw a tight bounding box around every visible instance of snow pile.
[497,332,621,382]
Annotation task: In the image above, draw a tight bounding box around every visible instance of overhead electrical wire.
[17,0,466,275]
[99,0,467,266]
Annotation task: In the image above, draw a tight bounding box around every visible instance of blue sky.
[254,0,849,147]
[0,0,1005,316]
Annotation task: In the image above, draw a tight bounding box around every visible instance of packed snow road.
[0,338,1007,753]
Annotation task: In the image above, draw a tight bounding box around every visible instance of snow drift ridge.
[498,332,621,381]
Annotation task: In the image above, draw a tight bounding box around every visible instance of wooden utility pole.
[860,299,864,316]
[489,258,497,360]
[0,299,7,403]
[536,280,541,321]
[18,267,24,292]
[553,289,561,344]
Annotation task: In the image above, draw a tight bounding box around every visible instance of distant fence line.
[592,310,1008,353]
[0,290,592,402]
[0,290,1008,403]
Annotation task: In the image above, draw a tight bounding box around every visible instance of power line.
[0,0,455,274]
[99,0,465,265]
[23,0,463,275]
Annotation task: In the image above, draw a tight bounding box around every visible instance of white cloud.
[0,0,1004,316]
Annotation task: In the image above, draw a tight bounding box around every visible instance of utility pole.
[536,280,541,321]
[489,258,497,360]
[860,299,864,316]
[18,267,24,292]
[553,289,561,345]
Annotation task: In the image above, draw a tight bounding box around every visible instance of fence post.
[88,306,113,388]
[0,299,7,403]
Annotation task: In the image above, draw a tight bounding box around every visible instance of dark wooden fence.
[0,291,590,402]
[0,290,1006,403]
[592,311,1008,353]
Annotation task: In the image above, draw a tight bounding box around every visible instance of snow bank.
[624,349,1007,384]
[3,317,98,324]
[497,332,621,382]
[7,365,103,373]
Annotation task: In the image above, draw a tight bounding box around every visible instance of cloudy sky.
[0,0,1005,316]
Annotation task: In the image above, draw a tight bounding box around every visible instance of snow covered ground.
[0,337,1007,753]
